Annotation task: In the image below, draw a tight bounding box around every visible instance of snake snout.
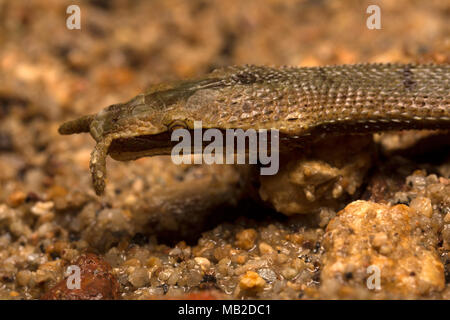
[58,114,95,135]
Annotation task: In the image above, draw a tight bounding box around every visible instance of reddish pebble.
[41,253,120,300]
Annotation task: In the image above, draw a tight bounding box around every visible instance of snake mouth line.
[108,132,175,160]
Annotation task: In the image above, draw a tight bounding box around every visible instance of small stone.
[123,258,141,267]
[167,269,182,286]
[239,271,266,290]
[146,256,162,268]
[10,220,31,237]
[61,249,79,262]
[443,226,450,250]
[47,185,68,200]
[124,194,137,206]
[379,245,392,255]
[213,245,231,261]
[292,258,306,272]
[410,196,433,218]
[169,247,182,256]
[158,268,174,281]
[235,229,257,250]
[129,267,150,288]
[277,253,289,264]
[31,201,54,216]
[258,268,277,283]
[74,149,91,169]
[259,242,274,254]
[35,260,62,284]
[17,270,32,286]
[186,269,203,287]
[194,257,211,271]
[444,213,450,223]
[281,267,298,280]
[233,254,247,264]
[7,191,26,207]
[217,258,231,275]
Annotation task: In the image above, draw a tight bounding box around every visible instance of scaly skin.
[59,63,450,195]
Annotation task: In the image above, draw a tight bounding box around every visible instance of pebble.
[239,271,266,290]
[186,269,203,287]
[444,213,450,224]
[146,256,162,268]
[41,253,119,300]
[129,267,150,288]
[410,196,433,218]
[167,269,182,286]
[16,270,32,286]
[158,268,174,281]
[7,191,26,207]
[277,253,289,264]
[235,229,257,250]
[31,201,54,216]
[194,257,211,271]
[258,242,274,254]
[258,268,277,283]
[281,267,298,280]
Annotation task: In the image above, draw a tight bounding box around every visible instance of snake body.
[59,63,450,195]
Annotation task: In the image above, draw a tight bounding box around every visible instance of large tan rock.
[321,200,445,298]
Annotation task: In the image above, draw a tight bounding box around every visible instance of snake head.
[58,76,225,195]
[58,93,170,195]
[59,94,167,139]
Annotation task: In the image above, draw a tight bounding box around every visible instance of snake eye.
[168,120,188,132]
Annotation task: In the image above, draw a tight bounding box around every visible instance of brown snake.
[58,63,450,195]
